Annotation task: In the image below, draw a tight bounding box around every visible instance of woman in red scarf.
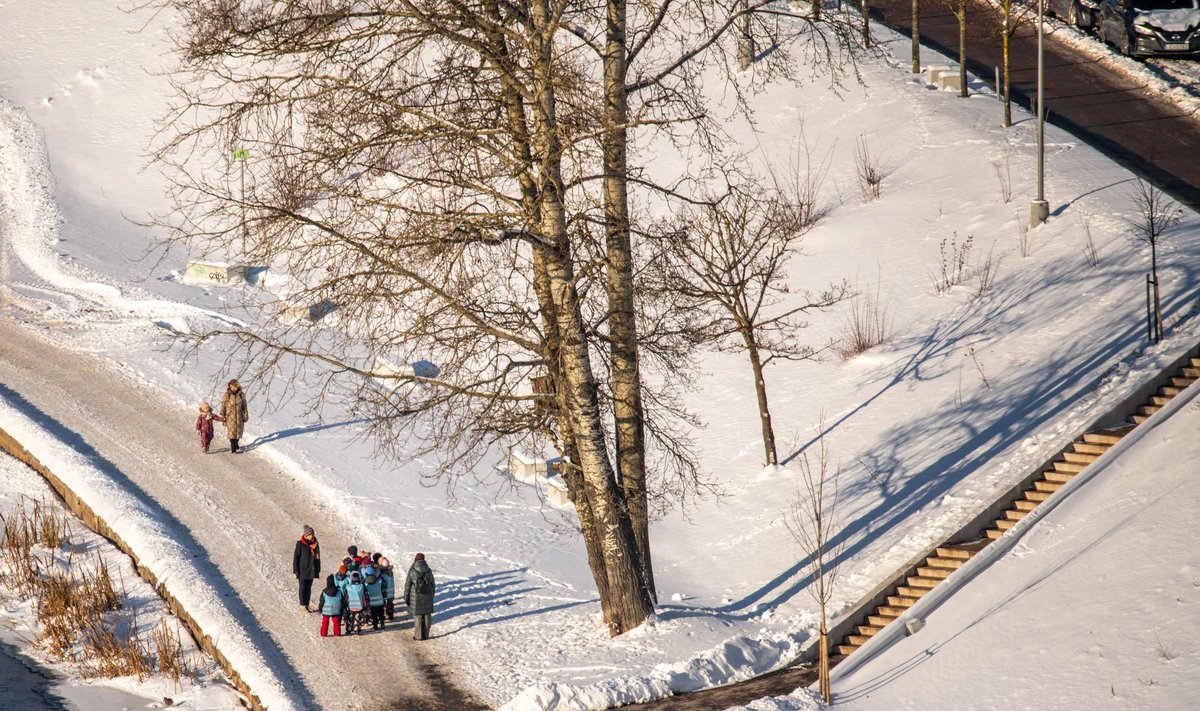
[293,525,321,611]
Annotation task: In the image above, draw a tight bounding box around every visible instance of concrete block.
[184,261,244,286]
[544,474,572,508]
[278,299,336,325]
[938,70,963,92]
[924,65,951,86]
[510,449,549,482]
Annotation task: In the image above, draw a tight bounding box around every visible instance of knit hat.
[347,545,358,556]
[414,552,425,561]
[338,565,347,575]
[302,525,315,538]
[350,571,361,583]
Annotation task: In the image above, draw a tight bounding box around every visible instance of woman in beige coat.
[220,379,249,453]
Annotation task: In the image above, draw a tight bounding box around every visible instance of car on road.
[1096,0,1200,57]
[1047,0,1102,30]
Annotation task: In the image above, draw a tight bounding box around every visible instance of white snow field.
[1,0,1199,710]
[0,451,243,710]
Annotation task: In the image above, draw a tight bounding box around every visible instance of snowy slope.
[2,1,1200,710]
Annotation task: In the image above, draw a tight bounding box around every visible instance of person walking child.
[195,402,223,453]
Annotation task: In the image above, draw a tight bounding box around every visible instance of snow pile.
[0,404,297,711]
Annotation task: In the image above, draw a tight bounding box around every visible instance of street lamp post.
[1030,0,1049,228]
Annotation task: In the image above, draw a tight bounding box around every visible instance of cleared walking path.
[0,317,484,711]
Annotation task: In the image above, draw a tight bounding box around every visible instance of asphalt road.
[870,0,1200,210]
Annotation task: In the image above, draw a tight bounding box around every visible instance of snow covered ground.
[0,452,241,710]
[2,1,1199,710]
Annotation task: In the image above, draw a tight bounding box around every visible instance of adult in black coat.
[293,525,321,611]
[404,552,435,640]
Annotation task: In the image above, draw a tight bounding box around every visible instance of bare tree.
[938,0,970,97]
[988,0,1037,126]
[649,175,847,466]
[786,434,844,703]
[1128,179,1182,343]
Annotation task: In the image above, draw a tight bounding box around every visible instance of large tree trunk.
[743,333,778,466]
[603,0,656,602]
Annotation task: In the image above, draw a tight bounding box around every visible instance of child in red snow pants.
[320,614,341,637]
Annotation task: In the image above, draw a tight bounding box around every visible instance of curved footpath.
[0,317,485,711]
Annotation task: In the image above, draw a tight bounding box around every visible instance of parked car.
[1047,0,1102,30]
[1097,0,1200,57]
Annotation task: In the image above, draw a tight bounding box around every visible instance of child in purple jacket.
[195,401,223,453]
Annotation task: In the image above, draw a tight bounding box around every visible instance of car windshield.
[1132,0,1197,10]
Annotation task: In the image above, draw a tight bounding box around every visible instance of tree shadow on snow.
[430,568,595,635]
[739,243,1200,620]
[0,384,322,711]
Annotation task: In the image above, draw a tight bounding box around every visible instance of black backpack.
[415,570,433,595]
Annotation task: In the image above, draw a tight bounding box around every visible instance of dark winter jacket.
[404,560,435,615]
[293,536,320,580]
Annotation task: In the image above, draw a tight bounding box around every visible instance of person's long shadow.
[0,383,319,710]
[242,418,372,452]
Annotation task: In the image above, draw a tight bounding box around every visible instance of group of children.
[316,546,398,637]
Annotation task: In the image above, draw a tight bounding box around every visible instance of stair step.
[846,634,873,646]
[1014,499,1039,512]
[1034,479,1063,492]
[1045,470,1076,484]
[1071,442,1109,455]
[1138,405,1161,417]
[1150,395,1174,406]
[1190,358,1200,368]
[857,624,884,637]
[924,556,965,571]
[986,528,1005,540]
[886,595,920,608]
[934,547,973,560]
[1082,431,1124,445]
[994,518,1017,531]
[880,603,913,615]
[1053,460,1087,473]
[1159,386,1184,397]
[1062,451,1099,464]
[1004,508,1029,521]
[1025,490,1052,502]
[896,585,932,598]
[836,644,859,656]
[867,614,895,627]
[1180,367,1200,378]
[916,565,954,579]
[1128,414,1149,425]
[1169,376,1195,388]
[906,576,940,589]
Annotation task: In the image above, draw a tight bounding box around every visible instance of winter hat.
[326,574,336,588]
[363,565,376,577]
[338,565,347,575]
[347,545,358,556]
[414,552,425,561]
[200,401,212,412]
[366,574,377,584]
[302,525,315,538]
[372,552,383,563]
[350,571,361,583]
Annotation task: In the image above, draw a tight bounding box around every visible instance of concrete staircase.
[834,356,1200,657]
